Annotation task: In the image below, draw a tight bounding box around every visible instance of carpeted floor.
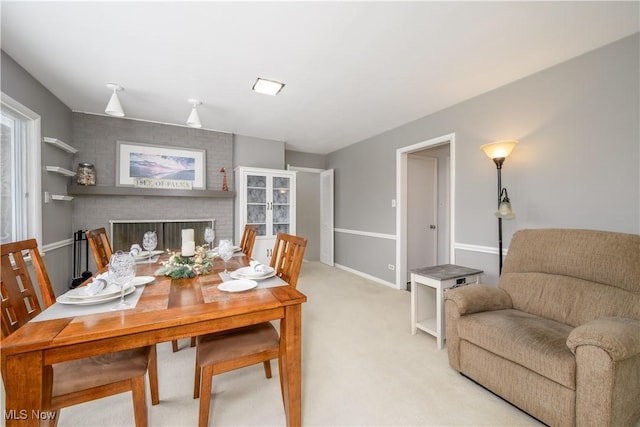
[55,261,542,426]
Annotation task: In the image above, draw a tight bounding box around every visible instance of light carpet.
[55,261,542,426]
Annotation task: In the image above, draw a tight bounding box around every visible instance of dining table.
[1,252,307,427]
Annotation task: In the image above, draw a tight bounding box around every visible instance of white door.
[320,169,334,266]
[407,156,437,282]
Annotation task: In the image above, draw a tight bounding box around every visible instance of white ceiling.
[2,1,638,154]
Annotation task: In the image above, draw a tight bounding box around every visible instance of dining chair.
[85,227,113,269]
[0,238,159,426]
[239,224,258,258]
[193,232,307,427]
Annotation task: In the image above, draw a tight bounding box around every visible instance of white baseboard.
[334,263,397,289]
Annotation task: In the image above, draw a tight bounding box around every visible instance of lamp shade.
[105,83,125,117]
[186,99,202,128]
[186,107,202,128]
[480,140,518,160]
[495,201,515,219]
[105,92,124,117]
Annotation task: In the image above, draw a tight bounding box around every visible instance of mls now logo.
[5,409,57,421]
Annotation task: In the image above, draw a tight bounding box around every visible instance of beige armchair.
[445,229,640,427]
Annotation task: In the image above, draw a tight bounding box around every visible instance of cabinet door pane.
[273,224,290,235]
[247,174,267,188]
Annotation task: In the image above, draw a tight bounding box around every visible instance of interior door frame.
[396,133,455,289]
[287,165,334,265]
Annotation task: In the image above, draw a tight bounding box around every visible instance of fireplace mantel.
[68,184,234,199]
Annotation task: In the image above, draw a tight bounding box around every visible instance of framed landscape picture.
[116,141,206,189]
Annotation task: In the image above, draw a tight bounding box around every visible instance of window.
[0,93,41,246]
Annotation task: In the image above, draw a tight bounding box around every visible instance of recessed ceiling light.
[252,78,285,96]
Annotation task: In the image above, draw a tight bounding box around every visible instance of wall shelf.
[68,184,235,199]
[43,137,78,154]
[46,166,76,176]
[51,195,74,201]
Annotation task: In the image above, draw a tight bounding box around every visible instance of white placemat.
[32,286,145,322]
[218,271,287,289]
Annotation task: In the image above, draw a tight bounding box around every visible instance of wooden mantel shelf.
[68,184,234,198]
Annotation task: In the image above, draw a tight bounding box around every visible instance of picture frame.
[116,141,206,189]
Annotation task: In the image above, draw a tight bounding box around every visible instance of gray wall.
[285,150,327,170]
[234,134,285,169]
[1,50,74,294]
[327,33,640,285]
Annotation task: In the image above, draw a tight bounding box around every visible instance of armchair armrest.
[567,317,640,361]
[444,284,512,316]
[567,317,640,426]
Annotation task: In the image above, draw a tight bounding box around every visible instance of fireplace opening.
[110,219,215,252]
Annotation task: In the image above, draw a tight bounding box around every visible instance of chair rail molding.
[334,228,396,240]
[454,242,508,256]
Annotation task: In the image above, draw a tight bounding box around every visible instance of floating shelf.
[51,195,74,201]
[46,166,76,177]
[68,184,235,199]
[43,137,78,154]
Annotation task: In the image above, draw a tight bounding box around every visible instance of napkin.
[250,260,268,273]
[86,275,107,295]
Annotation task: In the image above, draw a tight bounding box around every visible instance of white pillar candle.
[181,241,196,257]
[181,229,195,243]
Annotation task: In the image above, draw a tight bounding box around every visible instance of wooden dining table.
[1,254,307,426]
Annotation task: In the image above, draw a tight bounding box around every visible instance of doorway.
[396,133,455,290]
[407,154,437,283]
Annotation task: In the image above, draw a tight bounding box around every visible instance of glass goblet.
[204,227,215,249]
[109,251,136,310]
[218,239,234,273]
[142,231,158,263]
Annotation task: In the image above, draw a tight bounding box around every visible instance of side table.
[411,264,483,349]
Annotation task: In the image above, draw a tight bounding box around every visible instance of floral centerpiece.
[155,245,213,279]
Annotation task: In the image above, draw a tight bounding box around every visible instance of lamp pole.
[480,140,518,277]
[494,157,505,274]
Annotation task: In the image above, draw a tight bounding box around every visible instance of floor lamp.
[480,140,518,274]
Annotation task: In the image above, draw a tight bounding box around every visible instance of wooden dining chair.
[193,232,307,427]
[85,227,113,269]
[0,239,159,427]
[239,224,258,258]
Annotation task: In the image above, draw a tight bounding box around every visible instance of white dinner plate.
[218,279,257,293]
[231,266,275,279]
[57,285,136,305]
[65,283,122,300]
[129,276,154,287]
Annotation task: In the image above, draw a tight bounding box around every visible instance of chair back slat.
[240,225,258,258]
[86,228,113,269]
[269,233,307,288]
[0,239,55,339]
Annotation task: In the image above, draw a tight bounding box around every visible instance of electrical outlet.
[388,264,395,271]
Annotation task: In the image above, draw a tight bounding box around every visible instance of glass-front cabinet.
[235,167,296,264]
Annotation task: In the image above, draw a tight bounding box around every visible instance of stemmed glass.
[109,251,136,310]
[142,231,157,263]
[204,227,215,249]
[218,239,234,274]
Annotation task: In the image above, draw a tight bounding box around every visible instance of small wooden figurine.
[220,167,229,191]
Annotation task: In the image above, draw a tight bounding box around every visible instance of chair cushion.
[196,322,279,366]
[457,309,576,389]
[52,347,150,397]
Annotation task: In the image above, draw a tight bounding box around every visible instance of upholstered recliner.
[445,229,640,427]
